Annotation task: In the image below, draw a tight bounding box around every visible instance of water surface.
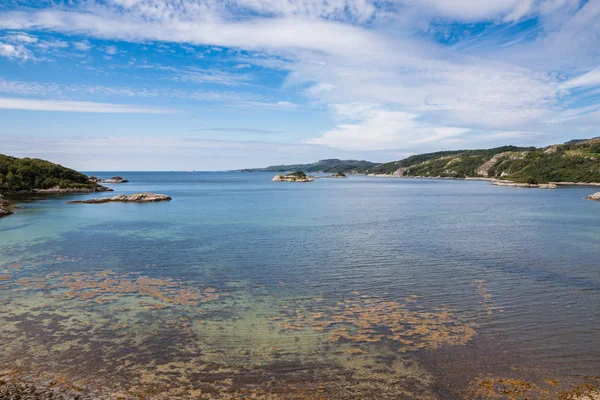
[1,172,599,399]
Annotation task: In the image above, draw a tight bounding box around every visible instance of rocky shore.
[68,192,172,204]
[491,180,558,189]
[366,174,600,190]
[33,185,112,193]
[0,194,13,218]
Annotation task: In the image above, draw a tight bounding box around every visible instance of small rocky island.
[328,172,347,179]
[89,176,129,184]
[586,192,600,201]
[68,193,171,204]
[272,171,314,182]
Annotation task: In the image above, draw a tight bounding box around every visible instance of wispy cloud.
[561,68,600,90]
[307,104,470,150]
[173,68,252,86]
[192,127,284,134]
[0,0,598,156]
[0,97,175,114]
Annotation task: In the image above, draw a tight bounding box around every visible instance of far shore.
[364,173,600,188]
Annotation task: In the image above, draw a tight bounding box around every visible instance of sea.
[1,172,599,399]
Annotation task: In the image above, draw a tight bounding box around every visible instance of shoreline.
[365,174,600,188]
[0,185,112,218]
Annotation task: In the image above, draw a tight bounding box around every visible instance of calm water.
[1,172,599,399]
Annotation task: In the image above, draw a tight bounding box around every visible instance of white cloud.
[307,104,470,150]
[561,68,600,89]
[104,45,118,55]
[2,32,38,44]
[0,97,175,114]
[73,40,93,51]
[35,39,69,50]
[0,0,598,153]
[0,42,34,61]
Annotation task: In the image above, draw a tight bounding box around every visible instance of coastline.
[0,185,112,218]
[365,174,600,188]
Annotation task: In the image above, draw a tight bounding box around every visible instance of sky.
[0,0,599,170]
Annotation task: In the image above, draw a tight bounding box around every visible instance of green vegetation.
[369,146,535,176]
[0,154,98,192]
[287,171,307,178]
[252,159,379,173]
[364,139,600,183]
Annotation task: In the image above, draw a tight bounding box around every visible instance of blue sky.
[0,0,599,170]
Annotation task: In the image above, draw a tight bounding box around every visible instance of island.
[0,154,111,193]
[68,192,172,204]
[272,171,314,182]
[89,176,130,183]
[328,172,347,179]
[586,192,600,201]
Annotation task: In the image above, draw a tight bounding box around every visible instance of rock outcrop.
[0,194,13,218]
[392,167,408,177]
[328,172,347,178]
[68,192,171,204]
[475,151,526,177]
[586,192,600,201]
[272,172,314,182]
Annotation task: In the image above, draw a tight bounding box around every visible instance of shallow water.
[1,172,599,399]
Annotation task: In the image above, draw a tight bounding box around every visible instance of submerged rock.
[272,171,314,182]
[68,192,172,204]
[586,192,600,201]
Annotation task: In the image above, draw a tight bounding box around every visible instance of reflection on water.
[1,172,599,399]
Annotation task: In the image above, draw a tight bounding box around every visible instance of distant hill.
[366,138,600,184]
[0,154,105,192]
[247,159,380,173]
